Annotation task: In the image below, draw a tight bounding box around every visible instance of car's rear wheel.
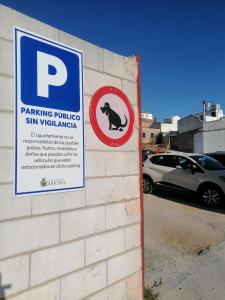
[143,176,153,194]
[199,184,223,207]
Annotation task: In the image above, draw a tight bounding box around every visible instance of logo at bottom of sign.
[40,177,66,187]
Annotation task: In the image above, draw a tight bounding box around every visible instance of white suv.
[143,152,225,207]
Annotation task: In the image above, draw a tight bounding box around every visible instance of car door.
[168,155,202,191]
[148,155,177,184]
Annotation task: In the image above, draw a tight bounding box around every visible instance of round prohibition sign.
[89,86,135,147]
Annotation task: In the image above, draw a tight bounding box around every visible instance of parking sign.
[15,28,84,195]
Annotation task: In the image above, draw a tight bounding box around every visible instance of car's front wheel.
[199,184,224,207]
[143,175,153,194]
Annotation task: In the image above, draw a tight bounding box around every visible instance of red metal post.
[136,54,144,298]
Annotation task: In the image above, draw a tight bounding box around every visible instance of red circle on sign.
[89,86,135,147]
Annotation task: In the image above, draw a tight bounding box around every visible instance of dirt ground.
[144,190,225,300]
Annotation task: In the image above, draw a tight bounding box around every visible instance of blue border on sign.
[14,27,85,195]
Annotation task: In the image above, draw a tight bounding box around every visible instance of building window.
[143,132,146,138]
[151,133,154,138]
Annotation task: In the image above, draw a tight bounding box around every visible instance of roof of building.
[149,120,161,129]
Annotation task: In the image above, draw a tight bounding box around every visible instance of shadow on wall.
[0,273,11,300]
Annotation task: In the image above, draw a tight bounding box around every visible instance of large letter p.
[37,51,67,98]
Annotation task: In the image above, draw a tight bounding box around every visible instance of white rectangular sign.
[15,28,84,195]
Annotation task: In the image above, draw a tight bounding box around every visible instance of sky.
[1,0,225,120]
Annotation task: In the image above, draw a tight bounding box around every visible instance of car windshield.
[190,155,225,171]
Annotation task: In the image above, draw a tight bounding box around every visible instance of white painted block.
[0,184,31,221]
[0,255,29,297]
[14,13,58,41]
[104,50,137,81]
[123,129,139,152]
[31,189,85,215]
[86,177,123,206]
[133,106,140,129]
[32,196,60,215]
[60,206,105,242]
[106,202,126,230]
[122,175,140,200]
[0,5,58,41]
[103,50,125,78]
[125,224,140,250]
[89,280,127,300]
[122,79,138,106]
[85,124,108,151]
[59,31,104,71]
[0,186,84,219]
[107,248,141,284]
[125,199,141,225]
[59,189,85,211]
[86,176,139,207]
[106,152,139,176]
[0,112,13,147]
[0,76,13,111]
[30,240,84,286]
[123,56,138,82]
[15,280,60,300]
[127,271,143,300]
[106,200,140,230]
[85,151,106,177]
[0,214,59,259]
[84,94,91,123]
[86,228,125,264]
[0,148,13,183]
[0,4,14,40]
[0,39,13,76]
[85,177,107,206]
[84,68,121,96]
[61,263,106,299]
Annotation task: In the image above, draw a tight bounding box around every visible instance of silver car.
[143,152,225,207]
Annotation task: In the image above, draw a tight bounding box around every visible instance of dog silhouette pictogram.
[101,102,128,131]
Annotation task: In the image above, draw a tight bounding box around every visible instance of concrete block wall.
[0,4,143,299]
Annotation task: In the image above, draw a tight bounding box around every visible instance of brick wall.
[0,4,142,299]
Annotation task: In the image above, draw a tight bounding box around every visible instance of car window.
[210,155,225,167]
[173,155,203,172]
[191,155,225,171]
[150,155,176,168]
[150,155,164,165]
[142,150,154,162]
[175,156,189,167]
[162,156,176,167]
[169,156,190,168]
[217,157,225,167]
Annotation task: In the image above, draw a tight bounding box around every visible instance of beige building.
[142,116,161,146]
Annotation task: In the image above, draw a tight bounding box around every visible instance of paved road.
[144,190,225,300]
